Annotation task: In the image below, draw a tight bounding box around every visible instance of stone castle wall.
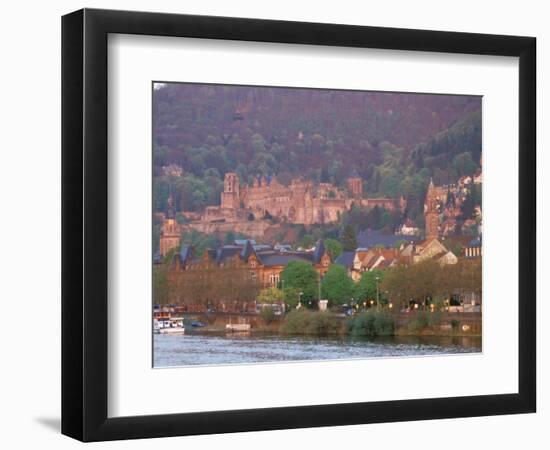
[160,173,405,250]
[229,174,401,225]
[159,172,478,257]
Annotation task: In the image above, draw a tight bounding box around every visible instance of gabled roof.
[240,240,257,261]
[258,253,313,267]
[361,253,380,270]
[357,229,420,248]
[214,245,242,263]
[335,251,355,268]
[400,243,415,257]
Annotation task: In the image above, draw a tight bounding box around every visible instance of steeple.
[424,178,439,239]
[159,193,180,257]
[166,193,175,219]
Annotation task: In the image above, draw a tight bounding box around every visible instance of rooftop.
[357,229,421,249]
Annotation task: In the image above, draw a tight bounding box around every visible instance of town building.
[164,240,331,308]
[161,163,183,177]
[424,178,447,239]
[400,238,458,266]
[463,237,482,258]
[158,195,180,257]
[399,218,421,236]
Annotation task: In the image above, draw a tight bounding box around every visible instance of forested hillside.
[153,83,481,220]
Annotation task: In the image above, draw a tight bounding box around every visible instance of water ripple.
[154,334,481,367]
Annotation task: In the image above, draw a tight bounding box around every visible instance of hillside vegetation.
[153,83,482,226]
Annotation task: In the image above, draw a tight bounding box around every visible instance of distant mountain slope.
[152,83,481,221]
[153,84,481,187]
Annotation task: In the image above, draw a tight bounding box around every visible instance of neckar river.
[154,333,481,367]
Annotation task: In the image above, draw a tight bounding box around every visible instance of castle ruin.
[159,172,406,256]
[204,173,404,225]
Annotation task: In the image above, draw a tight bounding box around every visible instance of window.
[269,273,280,286]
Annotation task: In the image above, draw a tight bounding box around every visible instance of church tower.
[159,194,181,257]
[221,172,240,210]
[424,179,440,239]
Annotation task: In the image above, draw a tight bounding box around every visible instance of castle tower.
[221,172,240,209]
[347,177,363,200]
[424,179,440,239]
[159,194,180,257]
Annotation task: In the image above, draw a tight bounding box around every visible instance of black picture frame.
[61,8,536,442]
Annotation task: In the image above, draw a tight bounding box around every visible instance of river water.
[154,333,481,367]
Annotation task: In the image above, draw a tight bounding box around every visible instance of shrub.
[347,310,395,337]
[408,311,431,333]
[280,309,341,336]
[260,306,276,325]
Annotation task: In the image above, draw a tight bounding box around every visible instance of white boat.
[159,327,185,335]
[154,318,185,334]
[225,323,251,332]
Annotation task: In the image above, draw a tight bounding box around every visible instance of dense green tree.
[299,234,316,249]
[452,152,478,177]
[321,264,354,306]
[282,287,302,308]
[257,287,285,304]
[380,174,401,197]
[460,186,479,220]
[180,230,220,257]
[340,224,358,251]
[324,238,343,260]
[153,264,169,305]
[224,231,236,245]
[280,261,320,304]
[354,269,384,305]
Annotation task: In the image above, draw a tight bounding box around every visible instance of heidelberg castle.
[159,173,406,256]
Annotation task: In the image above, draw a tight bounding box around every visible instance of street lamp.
[375,276,380,309]
[298,291,303,309]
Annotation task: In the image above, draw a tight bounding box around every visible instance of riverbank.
[181,309,481,338]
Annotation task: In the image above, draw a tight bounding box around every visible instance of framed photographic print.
[61,8,536,442]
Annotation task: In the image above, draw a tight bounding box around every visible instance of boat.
[225,323,251,332]
[154,317,185,335]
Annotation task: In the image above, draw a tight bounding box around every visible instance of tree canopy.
[280,261,319,304]
[340,224,358,251]
[354,269,385,304]
[321,264,355,306]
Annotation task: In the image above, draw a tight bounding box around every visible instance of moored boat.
[225,323,251,332]
[154,317,185,334]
